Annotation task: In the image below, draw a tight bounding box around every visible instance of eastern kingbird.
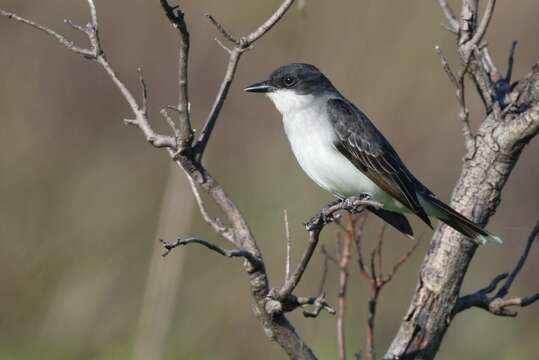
[245,63,501,244]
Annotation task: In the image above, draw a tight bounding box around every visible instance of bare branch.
[336,214,354,360]
[160,108,181,145]
[454,219,539,316]
[159,237,261,267]
[159,0,193,147]
[435,46,459,88]
[318,249,330,296]
[138,68,149,115]
[352,213,370,279]
[506,41,518,82]
[496,219,539,299]
[351,218,419,360]
[382,236,421,285]
[2,1,321,359]
[435,46,475,152]
[206,14,239,44]
[86,0,98,29]
[274,292,335,318]
[214,38,233,55]
[244,0,296,44]
[284,209,292,282]
[194,0,296,161]
[64,19,88,34]
[458,0,479,47]
[274,248,335,319]
[1,3,177,150]
[435,0,459,32]
[468,0,496,49]
[186,176,235,244]
[301,293,336,318]
[0,9,94,57]
[374,223,386,278]
[278,197,380,300]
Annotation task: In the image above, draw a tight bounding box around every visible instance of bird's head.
[244,63,335,114]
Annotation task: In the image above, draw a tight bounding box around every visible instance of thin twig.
[496,219,539,299]
[278,197,379,300]
[383,236,421,285]
[352,213,370,280]
[0,9,94,57]
[1,2,177,149]
[458,0,478,47]
[506,41,518,82]
[336,213,354,360]
[468,0,496,49]
[160,108,181,146]
[194,0,296,162]
[302,292,336,318]
[436,0,459,32]
[186,175,236,244]
[374,223,386,277]
[159,237,261,267]
[435,46,475,151]
[351,219,420,360]
[273,250,335,319]
[318,250,330,296]
[455,219,539,316]
[138,68,148,115]
[206,14,238,44]
[159,0,193,147]
[284,209,292,282]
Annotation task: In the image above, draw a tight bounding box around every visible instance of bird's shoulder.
[325,97,394,157]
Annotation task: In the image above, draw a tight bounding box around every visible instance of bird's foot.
[304,195,380,232]
[342,194,373,213]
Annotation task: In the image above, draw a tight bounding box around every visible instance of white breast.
[275,93,388,203]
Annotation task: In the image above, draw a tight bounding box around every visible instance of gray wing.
[327,97,432,227]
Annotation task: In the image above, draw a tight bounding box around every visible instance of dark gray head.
[244,63,335,95]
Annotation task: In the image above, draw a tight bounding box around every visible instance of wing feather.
[327,98,432,227]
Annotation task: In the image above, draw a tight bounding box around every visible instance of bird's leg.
[304,199,342,232]
[342,193,372,213]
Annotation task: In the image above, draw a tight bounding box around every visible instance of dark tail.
[368,206,414,240]
[422,195,502,244]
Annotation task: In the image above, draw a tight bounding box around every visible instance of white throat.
[266,89,317,115]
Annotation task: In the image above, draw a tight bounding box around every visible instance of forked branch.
[455,219,539,316]
[193,0,296,161]
[353,219,419,360]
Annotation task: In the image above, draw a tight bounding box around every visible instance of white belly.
[282,103,405,212]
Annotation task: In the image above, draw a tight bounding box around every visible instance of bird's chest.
[282,107,384,199]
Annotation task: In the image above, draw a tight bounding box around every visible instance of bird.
[244,63,501,244]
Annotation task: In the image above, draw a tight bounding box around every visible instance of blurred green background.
[0,1,538,359]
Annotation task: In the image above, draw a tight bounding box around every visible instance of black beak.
[244,80,275,93]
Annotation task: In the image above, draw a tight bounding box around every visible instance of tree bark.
[386,65,539,359]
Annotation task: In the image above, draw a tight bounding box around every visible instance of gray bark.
[386,64,539,359]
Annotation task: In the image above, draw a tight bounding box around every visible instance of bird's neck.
[267,90,326,115]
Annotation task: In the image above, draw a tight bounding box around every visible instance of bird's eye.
[283,76,296,87]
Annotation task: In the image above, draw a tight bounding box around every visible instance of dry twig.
[455,219,539,316]
[352,218,420,360]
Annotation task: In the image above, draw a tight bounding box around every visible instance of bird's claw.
[342,194,372,213]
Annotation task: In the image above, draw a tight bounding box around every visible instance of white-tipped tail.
[421,194,503,245]
[477,233,503,245]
